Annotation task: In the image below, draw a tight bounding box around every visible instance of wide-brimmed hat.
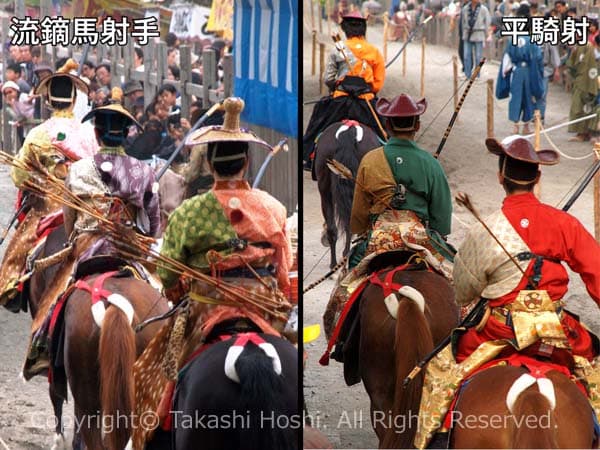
[185,97,272,150]
[82,87,142,131]
[34,58,89,98]
[342,10,367,20]
[376,94,427,117]
[33,62,53,75]
[485,137,559,165]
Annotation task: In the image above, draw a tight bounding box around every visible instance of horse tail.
[508,380,557,448]
[331,126,361,234]
[99,305,136,450]
[235,342,297,450]
[382,292,433,449]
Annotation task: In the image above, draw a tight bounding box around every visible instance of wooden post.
[402,28,407,77]
[319,43,326,94]
[15,0,24,19]
[40,0,51,20]
[420,37,426,97]
[453,55,458,110]
[143,41,153,106]
[594,143,600,242]
[222,54,233,98]
[203,48,217,107]
[534,110,541,150]
[383,12,389,62]
[487,79,494,138]
[179,45,191,119]
[318,0,323,34]
[326,0,332,36]
[533,109,542,199]
[156,41,168,89]
[312,30,317,76]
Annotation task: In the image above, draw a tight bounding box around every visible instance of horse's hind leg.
[342,229,351,259]
[49,383,67,449]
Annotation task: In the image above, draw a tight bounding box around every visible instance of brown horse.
[25,225,169,449]
[354,264,459,448]
[450,364,596,448]
[63,272,169,449]
[314,121,381,268]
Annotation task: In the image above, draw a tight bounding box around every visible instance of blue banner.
[233,0,298,137]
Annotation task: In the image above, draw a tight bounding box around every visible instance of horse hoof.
[51,433,68,450]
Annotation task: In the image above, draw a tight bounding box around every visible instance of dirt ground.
[303,25,600,448]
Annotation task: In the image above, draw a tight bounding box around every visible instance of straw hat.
[185,97,272,150]
[82,87,142,131]
[35,58,89,99]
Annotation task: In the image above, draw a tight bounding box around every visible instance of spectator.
[461,0,492,78]
[5,63,31,94]
[166,32,180,48]
[95,63,111,87]
[123,80,144,113]
[167,65,180,81]
[589,19,599,44]
[134,47,144,72]
[167,48,178,67]
[157,84,178,111]
[81,60,96,83]
[554,0,567,19]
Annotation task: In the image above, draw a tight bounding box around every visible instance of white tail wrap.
[91,294,134,328]
[384,286,426,319]
[335,124,364,142]
[506,373,556,413]
[224,341,282,384]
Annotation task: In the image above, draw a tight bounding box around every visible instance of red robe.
[456,193,600,362]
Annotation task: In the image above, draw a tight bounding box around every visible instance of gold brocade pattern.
[415,341,509,449]
[510,290,569,349]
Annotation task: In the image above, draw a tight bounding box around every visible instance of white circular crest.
[517,37,526,48]
[590,68,598,79]
[520,218,529,228]
[228,197,242,209]
[100,161,113,172]
[396,156,404,165]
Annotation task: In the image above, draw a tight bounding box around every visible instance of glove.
[163,277,189,304]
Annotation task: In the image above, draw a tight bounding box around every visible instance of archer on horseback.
[20,88,162,380]
[0,58,98,312]
[415,137,600,449]
[131,97,296,449]
[303,10,386,172]
[323,93,455,339]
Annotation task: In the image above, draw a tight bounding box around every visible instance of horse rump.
[173,334,299,450]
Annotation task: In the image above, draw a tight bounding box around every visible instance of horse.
[145,332,299,450]
[24,224,169,449]
[62,269,169,449]
[314,121,381,268]
[449,364,596,448]
[350,261,459,448]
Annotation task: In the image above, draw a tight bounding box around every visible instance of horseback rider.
[303,10,386,171]
[323,93,453,343]
[349,93,453,268]
[158,97,293,307]
[131,97,294,448]
[21,88,161,379]
[0,58,98,311]
[415,137,600,449]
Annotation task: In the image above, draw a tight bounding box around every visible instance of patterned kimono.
[0,109,99,306]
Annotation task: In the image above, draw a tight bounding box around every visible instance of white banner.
[169,4,213,39]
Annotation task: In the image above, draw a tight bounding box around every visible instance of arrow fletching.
[326,159,353,180]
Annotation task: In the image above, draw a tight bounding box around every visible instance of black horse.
[314,121,381,268]
[147,332,299,450]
